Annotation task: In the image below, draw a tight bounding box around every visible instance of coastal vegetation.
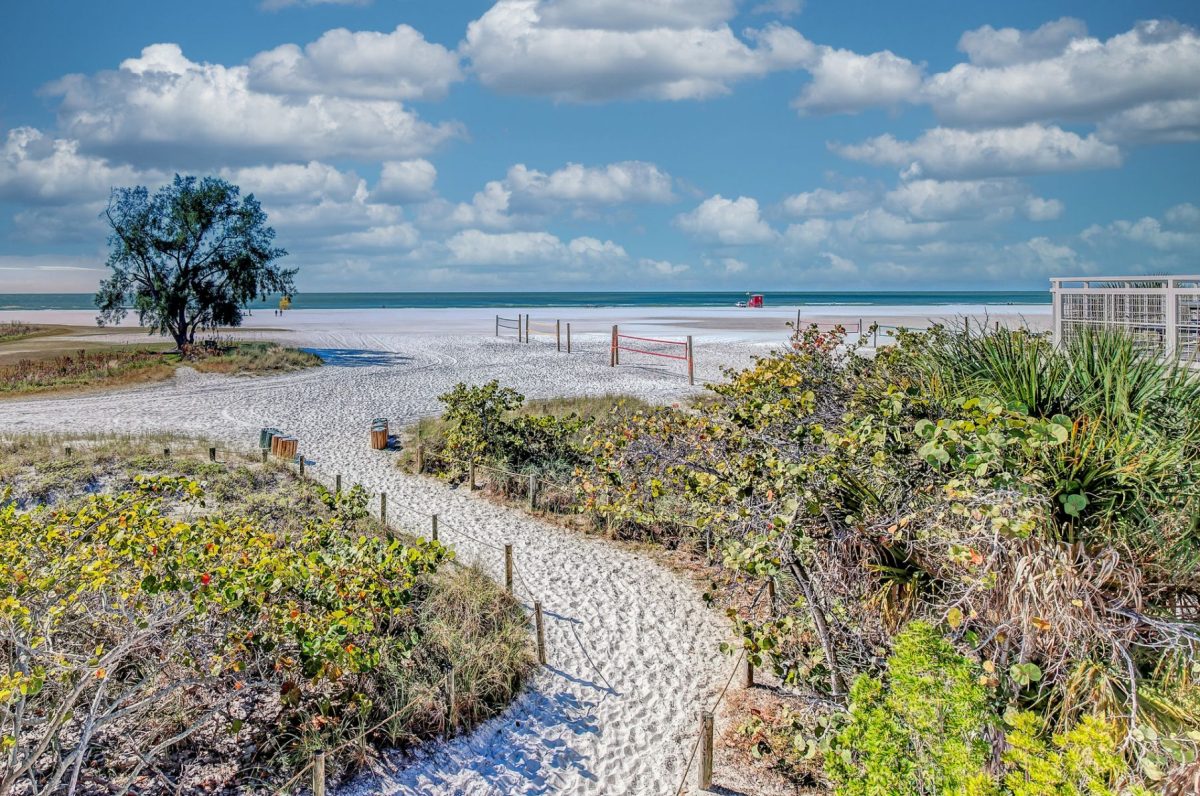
[410,324,1200,793]
[0,340,321,397]
[0,438,532,794]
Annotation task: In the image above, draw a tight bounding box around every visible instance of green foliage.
[1003,711,1154,796]
[825,622,997,796]
[438,379,525,466]
[96,175,295,348]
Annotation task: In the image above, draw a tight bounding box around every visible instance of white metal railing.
[1050,275,1200,364]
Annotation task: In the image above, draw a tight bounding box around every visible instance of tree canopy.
[96,175,294,348]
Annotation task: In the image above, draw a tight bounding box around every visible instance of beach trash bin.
[370,418,389,450]
[260,427,281,449]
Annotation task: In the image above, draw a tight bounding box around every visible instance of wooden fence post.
[380,492,387,526]
[528,474,537,510]
[336,473,342,494]
[209,446,216,462]
[767,577,776,616]
[447,669,457,732]
[416,444,425,474]
[858,318,864,335]
[796,307,802,330]
[469,461,477,490]
[687,335,695,386]
[556,319,561,352]
[524,314,530,344]
[611,325,619,366]
[535,601,547,665]
[505,544,513,593]
[699,711,714,790]
[566,322,572,353]
[298,454,305,477]
[431,513,439,542]
[873,327,879,347]
[64,446,72,457]
[312,751,326,796]
[495,315,499,337]
[261,448,268,464]
[743,656,755,689]
[163,447,170,458]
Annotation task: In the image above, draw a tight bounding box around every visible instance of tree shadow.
[301,348,412,367]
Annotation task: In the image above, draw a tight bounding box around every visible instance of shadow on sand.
[301,348,413,367]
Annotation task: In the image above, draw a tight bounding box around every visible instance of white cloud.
[0,127,159,204]
[833,124,1122,179]
[0,254,106,292]
[47,43,463,166]
[883,178,1062,222]
[925,20,1200,127]
[836,208,947,243]
[820,251,857,275]
[1097,98,1200,144]
[1082,214,1200,252]
[506,161,675,205]
[326,222,421,250]
[1166,203,1200,227]
[675,195,776,244]
[793,47,922,114]
[718,256,748,273]
[221,161,365,205]
[782,218,833,247]
[462,0,814,102]
[752,0,803,18]
[957,17,1088,67]
[375,159,438,203]
[781,186,873,216]
[443,229,627,266]
[248,25,462,101]
[445,181,515,229]
[640,257,689,275]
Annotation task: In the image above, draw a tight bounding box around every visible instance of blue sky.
[1,0,1198,293]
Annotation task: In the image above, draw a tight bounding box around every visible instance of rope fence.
[610,325,695,385]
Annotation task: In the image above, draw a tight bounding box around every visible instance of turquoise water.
[0,291,1049,311]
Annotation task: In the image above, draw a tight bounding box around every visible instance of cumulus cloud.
[220,161,365,205]
[793,47,923,114]
[1097,98,1200,144]
[374,159,438,203]
[752,0,804,18]
[833,124,1122,179]
[505,161,675,205]
[0,127,160,204]
[248,25,463,101]
[1082,211,1200,251]
[443,229,627,266]
[46,43,463,167]
[640,257,689,275]
[781,186,874,216]
[956,17,1088,67]
[883,178,1062,222]
[675,195,776,244]
[462,0,814,101]
[925,20,1200,127]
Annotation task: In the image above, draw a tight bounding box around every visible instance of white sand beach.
[0,303,1049,795]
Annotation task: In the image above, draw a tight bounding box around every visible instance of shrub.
[825,622,996,795]
[1002,711,1153,796]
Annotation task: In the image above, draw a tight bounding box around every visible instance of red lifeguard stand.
[747,294,764,308]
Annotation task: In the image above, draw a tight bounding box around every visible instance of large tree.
[96,175,294,349]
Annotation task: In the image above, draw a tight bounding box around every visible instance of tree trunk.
[787,558,847,697]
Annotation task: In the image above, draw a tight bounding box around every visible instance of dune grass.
[0,340,321,397]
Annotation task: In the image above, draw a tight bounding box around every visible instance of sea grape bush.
[0,475,451,794]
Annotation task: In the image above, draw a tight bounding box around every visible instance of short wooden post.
[495,315,499,337]
[298,454,305,477]
[163,447,170,458]
[504,544,513,593]
[873,327,879,347]
[447,669,457,732]
[796,307,802,330]
[416,444,425,474]
[699,711,714,790]
[995,320,1000,333]
[431,513,439,542]
[336,473,342,494]
[767,577,776,616]
[534,601,547,665]
[469,461,477,490]
[64,446,72,457]
[610,325,619,366]
[556,319,561,351]
[312,751,326,796]
[524,314,530,344]
[687,335,695,386]
[566,322,572,353]
[380,492,387,526]
[858,318,864,335]
[262,448,268,464]
[743,656,755,688]
[208,446,216,462]
[528,474,538,510]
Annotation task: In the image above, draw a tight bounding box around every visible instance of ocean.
[0,291,1050,311]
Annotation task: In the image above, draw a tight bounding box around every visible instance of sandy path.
[0,332,765,795]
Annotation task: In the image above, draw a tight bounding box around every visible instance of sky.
[1,0,1199,293]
